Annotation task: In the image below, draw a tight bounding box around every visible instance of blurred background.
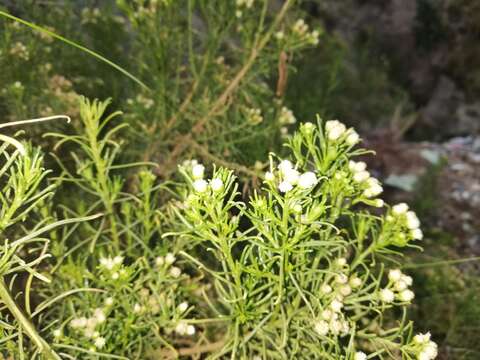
[1,1,479,358]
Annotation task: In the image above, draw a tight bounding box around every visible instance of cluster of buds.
[235,0,254,18]
[292,19,320,45]
[278,106,296,125]
[265,159,318,193]
[126,94,154,110]
[411,333,438,360]
[348,160,383,204]
[325,120,360,145]
[70,308,107,349]
[185,162,225,194]
[379,269,415,303]
[390,203,423,240]
[175,321,196,336]
[99,255,128,281]
[10,42,30,61]
[313,262,364,338]
[155,252,182,278]
[246,107,263,125]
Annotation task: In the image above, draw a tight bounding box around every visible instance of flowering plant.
[172,120,436,359]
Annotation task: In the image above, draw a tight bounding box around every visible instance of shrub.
[1,100,438,359]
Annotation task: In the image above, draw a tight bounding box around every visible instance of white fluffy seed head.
[170,266,182,278]
[178,302,188,313]
[165,253,176,264]
[379,288,395,303]
[278,160,293,174]
[283,168,300,185]
[353,170,370,183]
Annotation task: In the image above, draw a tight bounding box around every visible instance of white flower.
[170,266,182,278]
[105,297,114,306]
[283,168,300,184]
[193,179,208,193]
[275,31,284,40]
[278,181,293,193]
[336,273,348,284]
[340,285,352,296]
[411,228,424,240]
[165,252,176,264]
[373,199,385,207]
[279,107,296,125]
[350,277,362,288]
[278,160,293,174]
[94,337,106,349]
[302,122,315,133]
[394,280,408,291]
[325,120,346,141]
[113,256,123,265]
[133,303,143,313]
[363,178,383,198]
[320,284,332,294]
[402,275,413,286]
[353,171,370,183]
[70,317,87,329]
[210,178,224,191]
[155,256,164,266]
[111,272,119,280]
[298,172,318,189]
[346,130,360,146]
[406,211,421,229]
[388,269,402,282]
[313,320,329,336]
[53,329,62,338]
[414,332,431,344]
[186,325,196,335]
[175,322,186,335]
[94,309,106,323]
[321,309,333,320]
[398,289,415,302]
[330,299,343,312]
[191,164,205,179]
[178,302,188,313]
[349,161,367,173]
[265,171,275,181]
[392,203,409,215]
[336,258,347,267]
[354,351,367,360]
[379,288,395,303]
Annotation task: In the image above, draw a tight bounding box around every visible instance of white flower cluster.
[185,162,224,194]
[314,264,364,338]
[292,19,320,45]
[235,0,254,18]
[155,252,182,278]
[278,106,296,125]
[354,352,368,360]
[246,107,263,125]
[265,160,317,193]
[348,160,383,202]
[379,269,415,303]
[99,255,127,281]
[70,308,107,349]
[10,42,29,61]
[391,203,423,240]
[325,120,360,145]
[412,333,438,360]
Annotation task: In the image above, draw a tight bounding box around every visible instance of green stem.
[0,279,61,360]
